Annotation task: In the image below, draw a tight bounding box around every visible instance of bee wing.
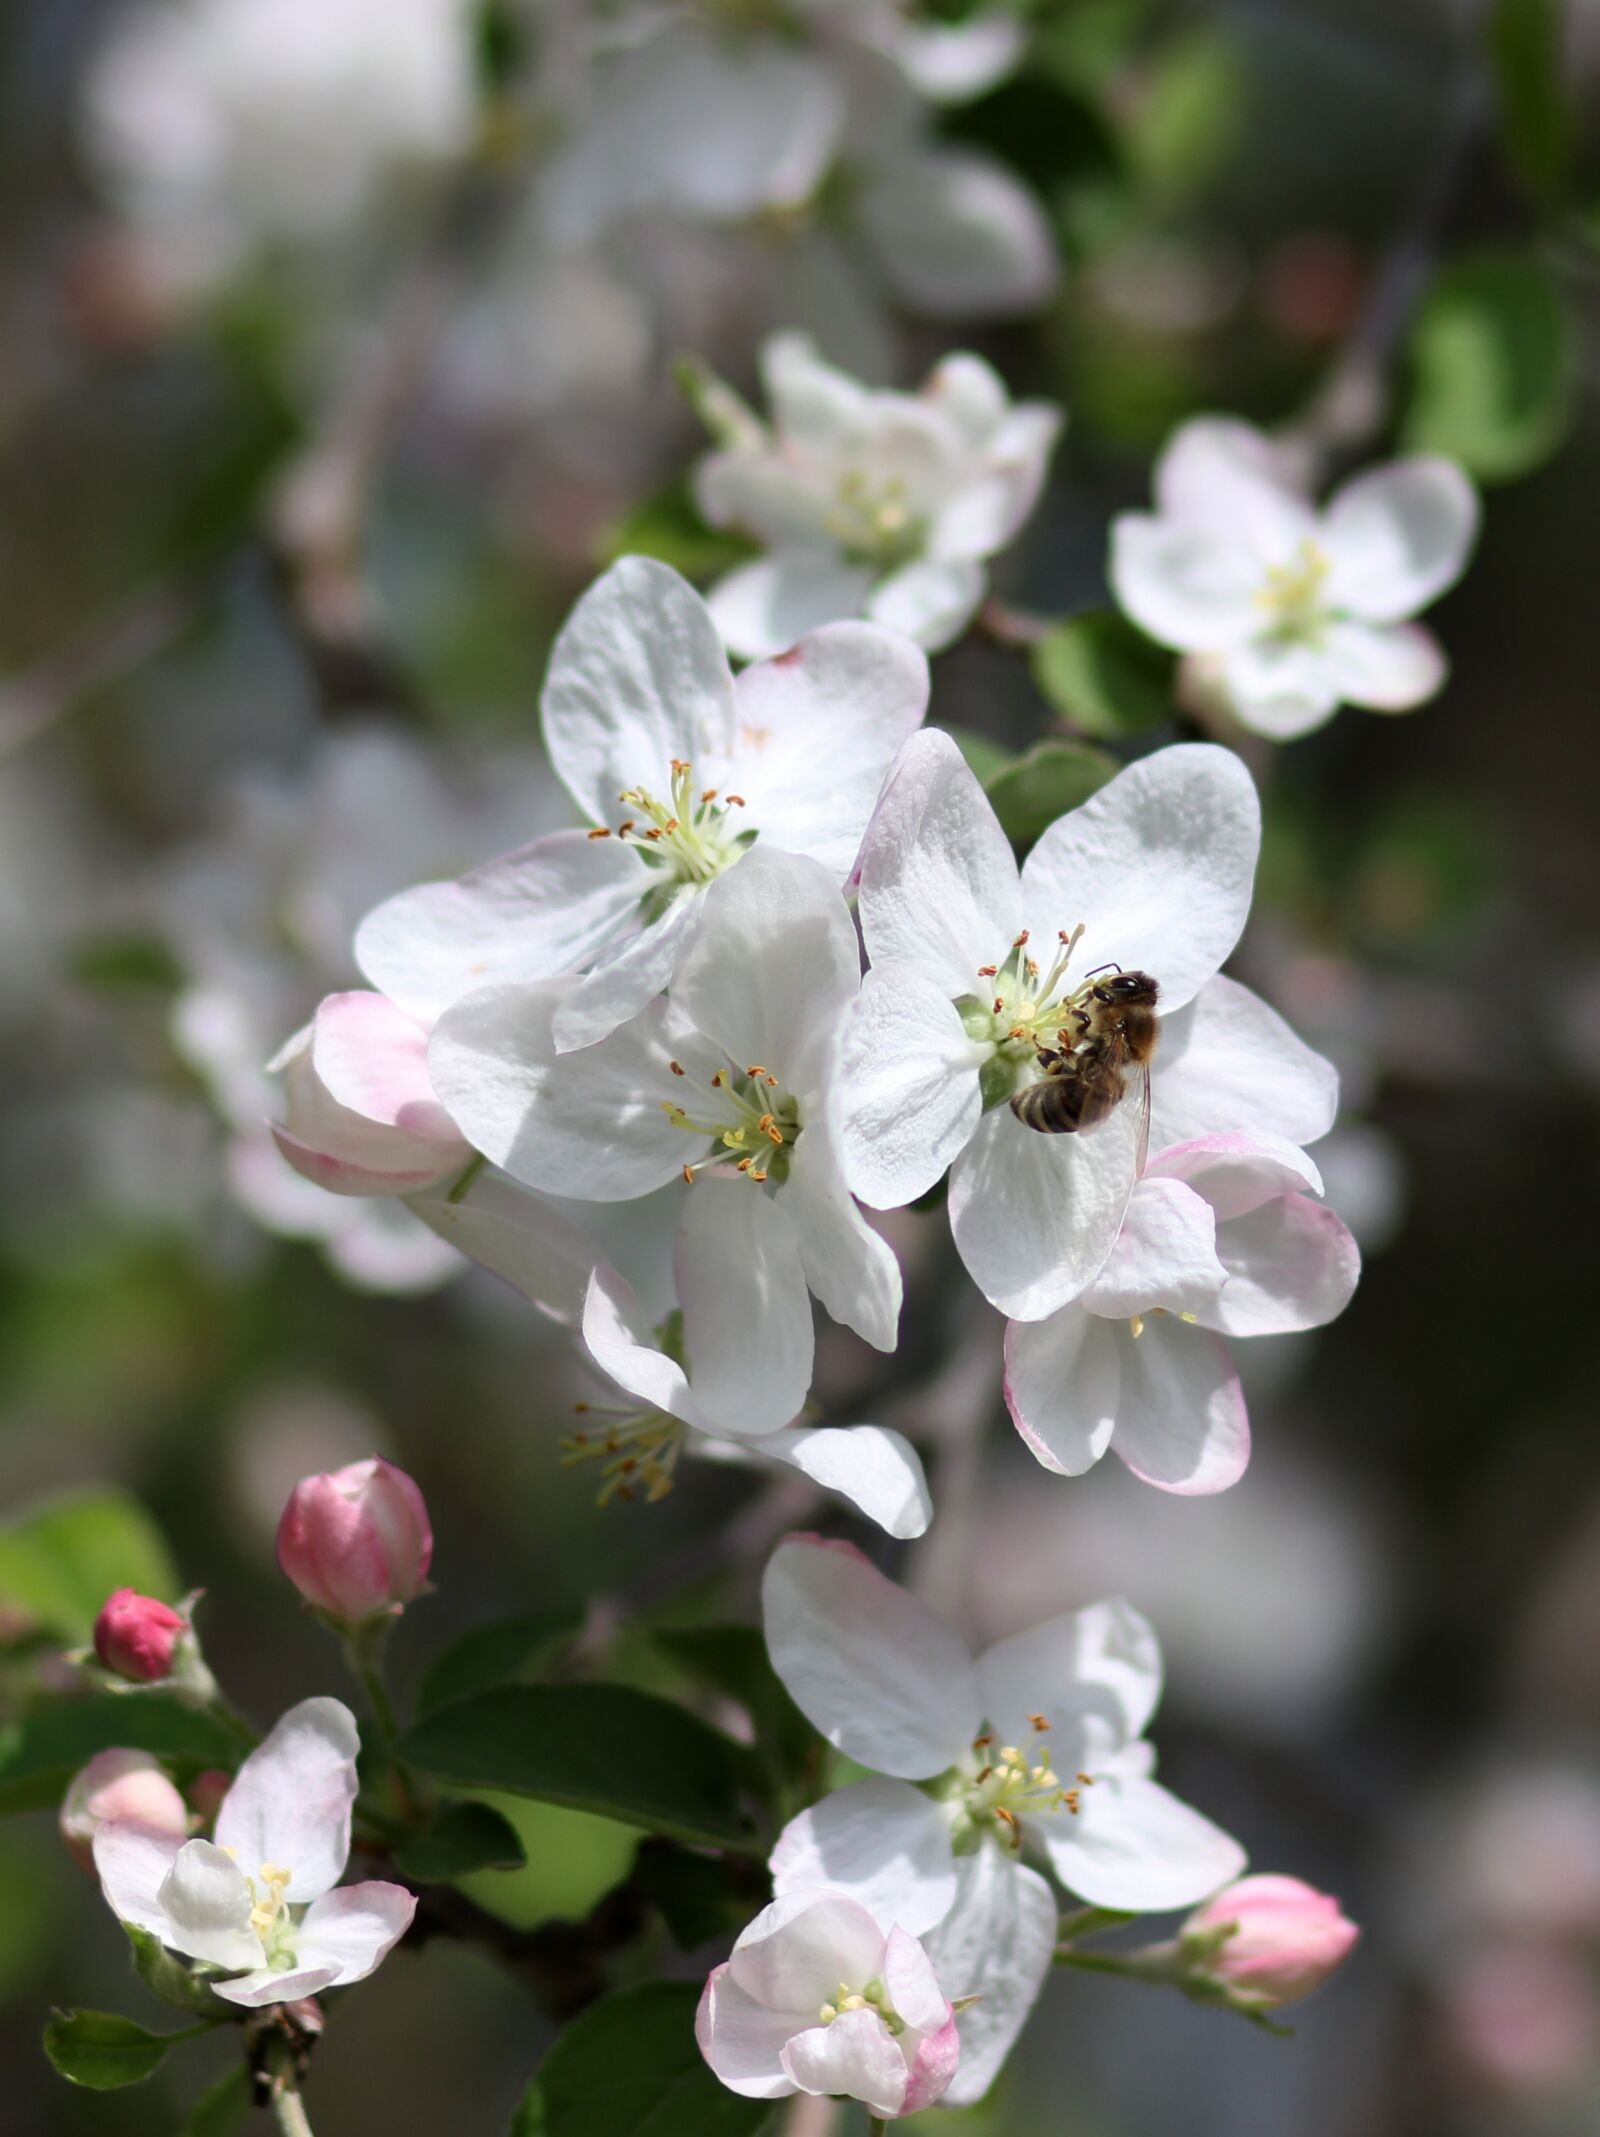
[1133,1062,1152,1177]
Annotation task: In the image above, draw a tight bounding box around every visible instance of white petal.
[1020,741,1261,1015]
[581,1262,697,1425]
[1003,1307,1120,1477]
[856,729,1021,992]
[928,403,1062,561]
[729,1889,887,2013]
[1321,620,1447,711]
[693,455,837,550]
[1200,1195,1360,1337]
[271,1122,455,1203]
[921,1850,1057,2108]
[762,1536,977,1778]
[782,1111,903,1351]
[406,1170,599,1327]
[93,1820,185,1940]
[976,1597,1164,1768]
[1153,417,1315,557]
[770,1778,957,1935]
[761,1423,931,1538]
[677,1178,814,1435]
[1151,975,1339,1149]
[1039,1758,1247,1911]
[890,15,1026,102]
[762,330,870,450]
[781,2008,907,2117]
[293,1880,416,1988]
[695,1966,804,2098]
[1112,1317,1251,1495]
[1319,457,1480,621]
[209,1963,339,2010]
[864,557,986,652]
[1215,640,1340,738]
[548,890,700,1053]
[706,556,878,662]
[1079,1177,1226,1318]
[837,965,989,1211]
[541,557,737,830]
[859,146,1058,318]
[156,1840,263,1971]
[1144,1131,1323,1220]
[1109,517,1265,653]
[949,1101,1140,1322]
[354,831,645,1024]
[727,622,929,876]
[214,1697,359,1904]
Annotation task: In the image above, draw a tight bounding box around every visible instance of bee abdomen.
[1009,1076,1087,1134]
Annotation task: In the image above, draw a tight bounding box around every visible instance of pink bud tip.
[60,1749,189,1868]
[187,1769,233,1826]
[276,1456,433,1627]
[92,1588,185,1683]
[1184,1874,1360,2008]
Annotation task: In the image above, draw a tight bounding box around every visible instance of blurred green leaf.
[600,481,758,583]
[416,1607,583,1717]
[0,1696,235,1816]
[985,741,1119,845]
[943,725,1014,783]
[1126,27,1246,204]
[402,1685,760,1854]
[1403,252,1575,481]
[67,933,186,994]
[652,1624,817,1795]
[629,1840,759,1952]
[1031,612,1174,737]
[179,2065,251,2136]
[123,1924,232,2016]
[1487,0,1576,200]
[0,1489,180,1643]
[394,1800,528,1882]
[457,1798,638,1930]
[43,2009,202,2090]
[508,1982,773,2136]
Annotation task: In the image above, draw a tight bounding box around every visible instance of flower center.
[661,1058,802,1185]
[825,469,928,571]
[818,1975,904,2036]
[952,1717,1096,1849]
[246,1860,296,1967]
[954,925,1124,1104]
[1256,538,1332,643]
[587,759,751,894]
[562,1403,687,1506]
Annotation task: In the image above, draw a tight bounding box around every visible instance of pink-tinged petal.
[771,1780,958,1936]
[1112,1317,1251,1495]
[859,145,1059,318]
[310,994,457,1141]
[156,1840,262,1970]
[676,1178,813,1436]
[293,1880,416,1988]
[921,1851,1057,2108]
[729,1891,888,2014]
[1153,417,1315,557]
[855,730,1021,993]
[354,830,645,1025]
[1321,620,1446,711]
[864,557,986,652]
[949,1101,1139,1322]
[696,1965,803,2099]
[1021,742,1260,1015]
[1109,517,1264,654]
[1201,1195,1361,1338]
[406,1171,599,1327]
[581,1263,697,1425]
[761,1425,931,1540]
[726,624,928,876]
[707,557,879,662]
[976,1598,1163,1770]
[1039,1753,1247,1911]
[92,1819,185,1939]
[902,2009,962,2114]
[1152,975,1339,1151]
[782,1112,903,1353]
[883,1923,955,2037]
[1144,1132,1323,1220]
[1319,456,1479,622]
[541,557,737,830]
[215,1698,358,1904]
[271,1124,456,1203]
[1080,1177,1226,1319]
[781,2008,908,2117]
[1003,1307,1120,1478]
[837,965,989,1212]
[762,1537,977,1777]
[549,891,701,1054]
[210,1964,339,2010]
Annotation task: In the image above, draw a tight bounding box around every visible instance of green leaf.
[1031,613,1174,738]
[394,1800,528,1882]
[0,1696,236,1816]
[651,1626,816,1793]
[1403,252,1576,482]
[629,1841,759,1952]
[123,1924,231,2016]
[1487,0,1576,200]
[943,725,1014,784]
[416,1607,583,1717]
[985,741,1119,846]
[179,2063,252,2136]
[600,480,758,583]
[509,1982,773,2136]
[43,2009,200,2090]
[401,1685,760,1854]
[0,1490,180,1644]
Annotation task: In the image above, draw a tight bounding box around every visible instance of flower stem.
[868,2120,887,2137]
[271,2071,316,2137]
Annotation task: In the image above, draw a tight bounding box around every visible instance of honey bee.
[1009,970,1160,1145]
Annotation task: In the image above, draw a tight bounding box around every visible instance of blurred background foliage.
[2,0,1600,2132]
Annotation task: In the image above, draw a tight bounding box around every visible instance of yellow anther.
[1128,1313,1146,1340]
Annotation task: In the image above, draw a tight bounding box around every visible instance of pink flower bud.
[60,1749,188,1869]
[93,1588,185,1682]
[187,1769,233,1827]
[1184,1875,1359,2008]
[276,1456,433,1626]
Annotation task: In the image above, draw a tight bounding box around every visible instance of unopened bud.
[60,1750,188,1869]
[1183,1875,1359,2009]
[93,1588,185,1683]
[276,1456,433,1627]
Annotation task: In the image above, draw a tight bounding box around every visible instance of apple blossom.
[1111,416,1480,739]
[838,731,1339,1319]
[694,334,1062,657]
[696,1889,960,2118]
[356,558,928,1054]
[1181,1875,1359,2008]
[276,1456,433,1626]
[429,845,903,1351]
[61,1751,189,1870]
[1004,1133,1361,1494]
[94,1588,186,1683]
[763,1537,1246,2101]
[93,1697,415,2007]
[571,1179,930,1536]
